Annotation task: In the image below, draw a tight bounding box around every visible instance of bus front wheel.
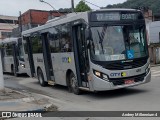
[69,72,81,95]
[37,68,47,87]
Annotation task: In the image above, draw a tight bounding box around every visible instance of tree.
[105,0,160,14]
[75,1,91,12]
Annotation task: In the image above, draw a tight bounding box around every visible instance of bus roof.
[22,8,140,36]
[22,12,89,36]
[94,8,140,12]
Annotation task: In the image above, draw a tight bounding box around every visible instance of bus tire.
[69,72,81,95]
[37,68,47,87]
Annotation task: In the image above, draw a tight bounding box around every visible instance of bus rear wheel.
[37,68,47,87]
[69,72,81,95]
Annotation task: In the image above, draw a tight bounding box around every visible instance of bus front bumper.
[17,65,27,74]
[91,70,151,91]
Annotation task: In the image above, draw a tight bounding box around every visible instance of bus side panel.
[33,54,47,82]
[4,56,14,73]
[51,53,63,85]
[52,52,76,86]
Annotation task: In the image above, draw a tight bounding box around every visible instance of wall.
[149,21,160,44]
[0,15,18,39]
[19,9,64,31]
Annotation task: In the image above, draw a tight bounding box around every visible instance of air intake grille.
[104,59,147,70]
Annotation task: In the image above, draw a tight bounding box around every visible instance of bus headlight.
[20,64,25,68]
[102,74,108,81]
[93,70,108,81]
[95,71,101,77]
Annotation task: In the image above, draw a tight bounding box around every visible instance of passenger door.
[12,43,18,74]
[72,23,89,88]
[41,33,55,83]
[23,37,35,77]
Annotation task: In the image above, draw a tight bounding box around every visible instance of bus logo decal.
[110,72,127,77]
[68,57,71,63]
[62,57,71,63]
[121,72,127,77]
[136,68,141,72]
[110,73,121,77]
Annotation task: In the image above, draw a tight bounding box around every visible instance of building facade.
[0,15,18,39]
[19,9,65,31]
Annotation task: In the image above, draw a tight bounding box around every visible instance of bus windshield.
[90,24,148,61]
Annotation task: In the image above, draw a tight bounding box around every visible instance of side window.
[60,23,72,52]
[5,44,13,56]
[31,34,43,54]
[48,26,60,53]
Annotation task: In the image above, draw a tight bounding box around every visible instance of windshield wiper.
[97,30,104,54]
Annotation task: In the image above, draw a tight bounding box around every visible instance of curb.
[13,89,58,112]
[0,88,58,112]
[26,103,57,112]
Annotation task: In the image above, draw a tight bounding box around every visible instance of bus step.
[79,87,90,91]
[48,80,55,86]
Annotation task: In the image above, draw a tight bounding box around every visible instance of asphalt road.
[3,66,160,112]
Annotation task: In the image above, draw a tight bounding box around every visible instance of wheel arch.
[36,66,48,82]
[66,69,73,87]
[37,66,42,75]
[37,66,48,87]
[11,64,14,71]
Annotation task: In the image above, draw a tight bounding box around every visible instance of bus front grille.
[104,59,147,70]
[109,73,146,86]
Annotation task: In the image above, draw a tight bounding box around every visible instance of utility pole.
[0,50,4,90]
[71,0,74,12]
[19,11,22,33]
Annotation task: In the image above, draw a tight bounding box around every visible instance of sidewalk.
[0,88,58,112]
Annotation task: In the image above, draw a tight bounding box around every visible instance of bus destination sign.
[121,14,137,20]
[91,12,140,21]
[96,13,120,21]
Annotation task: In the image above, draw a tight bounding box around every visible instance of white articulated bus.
[0,37,26,76]
[22,9,151,94]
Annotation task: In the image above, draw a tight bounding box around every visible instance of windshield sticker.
[105,56,111,61]
[105,54,125,61]
[127,50,134,59]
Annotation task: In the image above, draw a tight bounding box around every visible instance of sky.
[0,0,126,16]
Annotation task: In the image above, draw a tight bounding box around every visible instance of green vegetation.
[75,1,91,12]
[105,0,160,14]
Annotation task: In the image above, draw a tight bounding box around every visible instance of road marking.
[151,69,160,77]
[151,69,156,72]
[152,74,160,77]
[152,71,160,74]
